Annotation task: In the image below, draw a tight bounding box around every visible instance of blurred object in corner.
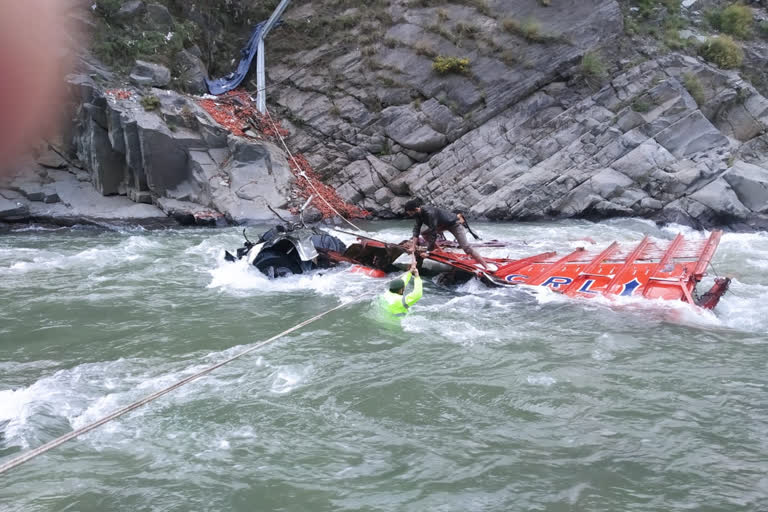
[0,0,78,175]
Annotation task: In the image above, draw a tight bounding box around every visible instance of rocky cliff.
[2,0,768,230]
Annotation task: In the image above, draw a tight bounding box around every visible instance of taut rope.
[0,295,368,476]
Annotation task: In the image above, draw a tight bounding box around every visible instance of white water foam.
[207,253,385,301]
[1,236,162,274]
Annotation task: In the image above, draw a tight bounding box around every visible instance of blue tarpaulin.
[205,22,266,95]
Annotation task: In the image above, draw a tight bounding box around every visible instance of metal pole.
[256,0,293,113]
[256,38,266,113]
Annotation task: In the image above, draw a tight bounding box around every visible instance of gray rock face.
[68,76,295,224]
[298,53,768,230]
[115,0,145,25]
[36,149,68,169]
[210,137,294,223]
[1,164,173,227]
[271,0,624,194]
[175,50,209,95]
[0,197,29,220]
[145,3,174,30]
[724,161,768,213]
[382,106,447,153]
[40,0,768,230]
[130,60,171,88]
[77,113,125,195]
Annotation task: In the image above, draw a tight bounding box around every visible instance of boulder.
[391,153,413,171]
[78,113,125,195]
[36,149,68,169]
[654,111,729,158]
[724,161,768,213]
[136,115,188,195]
[175,50,209,95]
[145,3,174,30]
[209,137,294,223]
[155,197,224,226]
[381,106,446,153]
[0,198,29,220]
[130,60,171,88]
[115,1,145,25]
[688,178,750,220]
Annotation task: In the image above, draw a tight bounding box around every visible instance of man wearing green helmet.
[379,267,423,317]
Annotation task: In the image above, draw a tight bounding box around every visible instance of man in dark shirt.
[404,198,489,270]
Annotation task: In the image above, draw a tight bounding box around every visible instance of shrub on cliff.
[718,4,754,38]
[580,51,606,83]
[635,0,681,19]
[683,73,705,106]
[503,18,542,42]
[141,95,161,111]
[94,0,121,22]
[759,21,768,39]
[432,56,470,74]
[699,36,744,69]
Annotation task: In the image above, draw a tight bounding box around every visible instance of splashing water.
[0,219,766,511]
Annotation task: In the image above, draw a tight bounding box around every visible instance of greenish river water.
[1,219,766,511]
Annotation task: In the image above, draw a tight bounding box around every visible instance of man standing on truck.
[404,198,489,270]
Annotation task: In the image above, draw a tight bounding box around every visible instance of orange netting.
[105,89,132,100]
[197,90,369,220]
[287,153,370,219]
[197,90,255,136]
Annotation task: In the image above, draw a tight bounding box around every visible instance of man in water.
[380,268,422,317]
[404,198,489,270]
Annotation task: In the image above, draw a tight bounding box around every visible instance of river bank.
[6,2,768,233]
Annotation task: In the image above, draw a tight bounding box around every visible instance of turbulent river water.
[0,219,766,511]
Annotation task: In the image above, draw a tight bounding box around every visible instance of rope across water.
[0,295,370,476]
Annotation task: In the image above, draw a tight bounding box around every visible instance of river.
[1,219,766,511]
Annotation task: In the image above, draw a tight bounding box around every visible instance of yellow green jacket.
[380,272,423,316]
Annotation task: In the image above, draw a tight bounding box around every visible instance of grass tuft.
[699,35,744,69]
[432,55,470,75]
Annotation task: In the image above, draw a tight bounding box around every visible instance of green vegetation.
[631,99,652,112]
[580,51,607,82]
[92,0,293,75]
[456,22,480,39]
[499,50,517,67]
[378,76,401,88]
[699,35,744,69]
[713,4,754,39]
[634,0,681,19]
[364,57,383,71]
[141,95,161,111]
[625,0,688,50]
[330,104,341,117]
[663,29,687,50]
[479,34,502,52]
[682,72,705,105]
[427,23,456,43]
[503,18,541,42]
[92,2,201,71]
[759,21,768,39]
[94,0,121,22]
[413,0,489,14]
[467,0,491,16]
[413,40,437,57]
[432,56,471,75]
